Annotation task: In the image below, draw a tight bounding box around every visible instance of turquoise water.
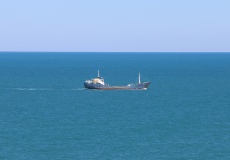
[0,52,230,159]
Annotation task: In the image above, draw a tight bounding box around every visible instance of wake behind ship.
[84,70,150,90]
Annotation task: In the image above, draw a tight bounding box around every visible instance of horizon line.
[0,51,230,53]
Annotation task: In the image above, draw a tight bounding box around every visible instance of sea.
[0,52,229,159]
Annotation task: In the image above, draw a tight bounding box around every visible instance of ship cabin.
[91,77,105,85]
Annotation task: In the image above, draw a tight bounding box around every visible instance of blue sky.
[0,0,230,52]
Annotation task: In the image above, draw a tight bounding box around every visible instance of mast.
[138,72,141,84]
[98,70,100,78]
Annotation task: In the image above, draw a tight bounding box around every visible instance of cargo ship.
[84,70,150,90]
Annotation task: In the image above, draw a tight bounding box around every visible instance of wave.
[4,88,86,91]
[66,88,86,91]
[6,88,53,91]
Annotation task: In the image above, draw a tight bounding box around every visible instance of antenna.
[98,70,100,78]
[138,72,141,84]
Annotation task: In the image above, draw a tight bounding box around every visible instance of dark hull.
[84,82,150,90]
[93,87,147,90]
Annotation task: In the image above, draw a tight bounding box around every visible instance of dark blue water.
[0,52,230,159]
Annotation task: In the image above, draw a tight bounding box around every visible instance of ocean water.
[0,52,230,159]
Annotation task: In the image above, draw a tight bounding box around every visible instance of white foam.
[5,88,86,91]
[6,88,53,91]
[67,88,85,90]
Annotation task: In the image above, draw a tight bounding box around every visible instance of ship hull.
[84,82,150,90]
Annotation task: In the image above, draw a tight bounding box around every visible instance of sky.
[0,0,230,52]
